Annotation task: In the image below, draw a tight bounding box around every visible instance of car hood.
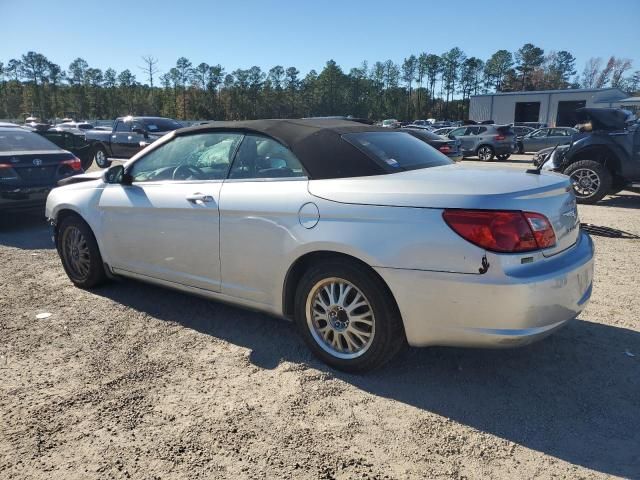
[308,164,570,210]
[308,164,578,257]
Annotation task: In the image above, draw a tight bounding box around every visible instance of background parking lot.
[1,156,639,479]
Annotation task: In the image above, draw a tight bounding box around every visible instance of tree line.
[1,44,638,123]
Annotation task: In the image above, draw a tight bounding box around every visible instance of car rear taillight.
[0,163,18,180]
[494,135,505,141]
[438,145,451,153]
[442,209,556,253]
[60,157,82,171]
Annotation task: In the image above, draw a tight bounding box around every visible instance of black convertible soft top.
[176,118,389,179]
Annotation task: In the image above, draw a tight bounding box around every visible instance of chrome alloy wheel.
[62,226,91,281]
[570,168,600,198]
[477,146,493,161]
[95,149,107,167]
[305,277,375,359]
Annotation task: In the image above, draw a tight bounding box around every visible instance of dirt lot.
[1,155,639,479]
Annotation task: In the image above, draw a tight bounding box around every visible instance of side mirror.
[103,164,132,185]
[132,127,147,137]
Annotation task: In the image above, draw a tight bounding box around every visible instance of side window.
[550,128,569,136]
[228,135,306,179]
[129,132,243,182]
[449,127,467,137]
[477,127,487,134]
[531,129,548,138]
[115,121,129,132]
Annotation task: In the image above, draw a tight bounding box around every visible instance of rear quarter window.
[342,131,452,172]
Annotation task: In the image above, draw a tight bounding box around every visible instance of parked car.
[518,127,577,153]
[447,124,516,161]
[381,119,400,128]
[35,128,95,170]
[46,119,593,372]
[539,108,640,203]
[1,127,83,212]
[56,121,94,131]
[402,127,463,161]
[84,116,183,168]
[411,120,431,127]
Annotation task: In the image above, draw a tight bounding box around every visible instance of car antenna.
[526,143,560,175]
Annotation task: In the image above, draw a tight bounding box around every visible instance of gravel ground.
[1,155,639,479]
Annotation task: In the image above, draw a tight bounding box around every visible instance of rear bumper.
[0,185,51,211]
[376,231,594,348]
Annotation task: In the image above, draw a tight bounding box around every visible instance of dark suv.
[446,124,516,161]
[540,108,640,203]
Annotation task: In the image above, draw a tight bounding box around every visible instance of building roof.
[177,118,389,179]
[471,88,627,98]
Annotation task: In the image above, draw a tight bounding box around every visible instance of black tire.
[56,215,107,288]
[80,154,93,171]
[477,145,495,161]
[563,160,612,205]
[94,145,111,169]
[294,260,405,373]
[517,142,524,154]
[496,153,511,161]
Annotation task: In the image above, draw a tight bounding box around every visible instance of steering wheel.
[172,163,206,180]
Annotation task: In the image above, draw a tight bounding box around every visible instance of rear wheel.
[564,160,612,204]
[294,261,405,373]
[496,153,511,161]
[477,145,495,161]
[56,215,107,288]
[94,145,111,169]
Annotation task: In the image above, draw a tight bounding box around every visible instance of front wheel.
[94,146,111,169]
[294,261,405,373]
[56,215,107,288]
[564,160,612,204]
[496,153,511,161]
[477,145,495,161]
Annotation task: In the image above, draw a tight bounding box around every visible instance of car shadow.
[0,211,53,250]
[93,278,640,478]
[597,193,640,210]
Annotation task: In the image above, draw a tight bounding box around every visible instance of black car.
[84,116,183,168]
[0,127,83,212]
[539,108,640,203]
[34,128,95,170]
[402,127,463,162]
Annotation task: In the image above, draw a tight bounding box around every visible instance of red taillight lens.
[443,209,556,253]
[494,134,505,141]
[61,157,82,171]
[523,212,556,249]
[438,145,451,153]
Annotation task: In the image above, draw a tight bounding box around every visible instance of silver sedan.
[46,119,594,372]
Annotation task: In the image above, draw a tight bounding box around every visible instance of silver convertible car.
[46,119,594,372]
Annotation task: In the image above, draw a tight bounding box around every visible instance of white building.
[469,88,629,127]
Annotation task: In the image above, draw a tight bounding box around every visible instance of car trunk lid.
[308,164,580,257]
[0,150,74,185]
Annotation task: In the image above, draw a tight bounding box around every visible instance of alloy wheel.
[62,226,91,281]
[95,149,107,168]
[570,168,600,198]
[305,277,375,360]
[478,146,493,161]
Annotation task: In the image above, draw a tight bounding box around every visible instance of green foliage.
[0,46,634,122]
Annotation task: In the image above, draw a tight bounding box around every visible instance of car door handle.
[186,193,214,204]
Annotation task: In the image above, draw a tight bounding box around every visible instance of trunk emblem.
[32,158,43,166]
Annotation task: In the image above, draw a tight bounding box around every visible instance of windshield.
[0,130,60,152]
[342,131,452,172]
[142,118,183,132]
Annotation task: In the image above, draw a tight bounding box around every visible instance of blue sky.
[2,0,639,81]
